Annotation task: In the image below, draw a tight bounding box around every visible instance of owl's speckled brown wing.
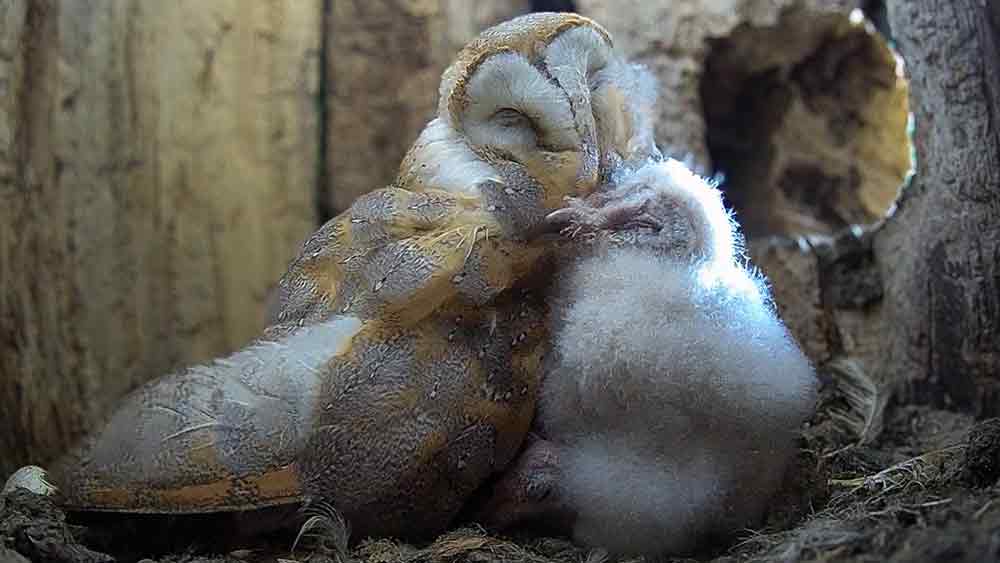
[295,288,551,539]
[50,315,366,515]
[267,184,551,335]
[48,182,555,540]
[50,371,308,514]
[50,296,549,541]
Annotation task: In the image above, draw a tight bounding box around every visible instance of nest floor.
[3,402,999,563]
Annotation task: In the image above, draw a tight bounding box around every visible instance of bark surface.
[876,0,1000,413]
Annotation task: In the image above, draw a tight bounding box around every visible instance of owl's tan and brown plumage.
[269,11,658,331]
[38,12,665,542]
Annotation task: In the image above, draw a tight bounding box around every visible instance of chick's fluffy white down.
[542,250,818,556]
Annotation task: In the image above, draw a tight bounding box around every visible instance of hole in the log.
[700,9,912,240]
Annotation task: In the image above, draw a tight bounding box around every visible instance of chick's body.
[478,161,818,556]
[545,251,814,555]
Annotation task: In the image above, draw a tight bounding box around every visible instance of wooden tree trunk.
[878,0,1000,413]
[0,0,320,476]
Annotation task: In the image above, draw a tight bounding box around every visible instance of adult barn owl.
[268,11,660,331]
[16,13,668,544]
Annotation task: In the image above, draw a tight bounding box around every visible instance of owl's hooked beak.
[552,89,663,211]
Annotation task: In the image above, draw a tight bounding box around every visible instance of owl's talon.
[544,192,658,239]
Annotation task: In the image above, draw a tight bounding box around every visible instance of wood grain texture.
[878,0,1000,413]
[0,0,320,475]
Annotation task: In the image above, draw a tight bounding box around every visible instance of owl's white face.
[398,13,660,220]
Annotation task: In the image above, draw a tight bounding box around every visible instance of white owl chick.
[477,159,819,557]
